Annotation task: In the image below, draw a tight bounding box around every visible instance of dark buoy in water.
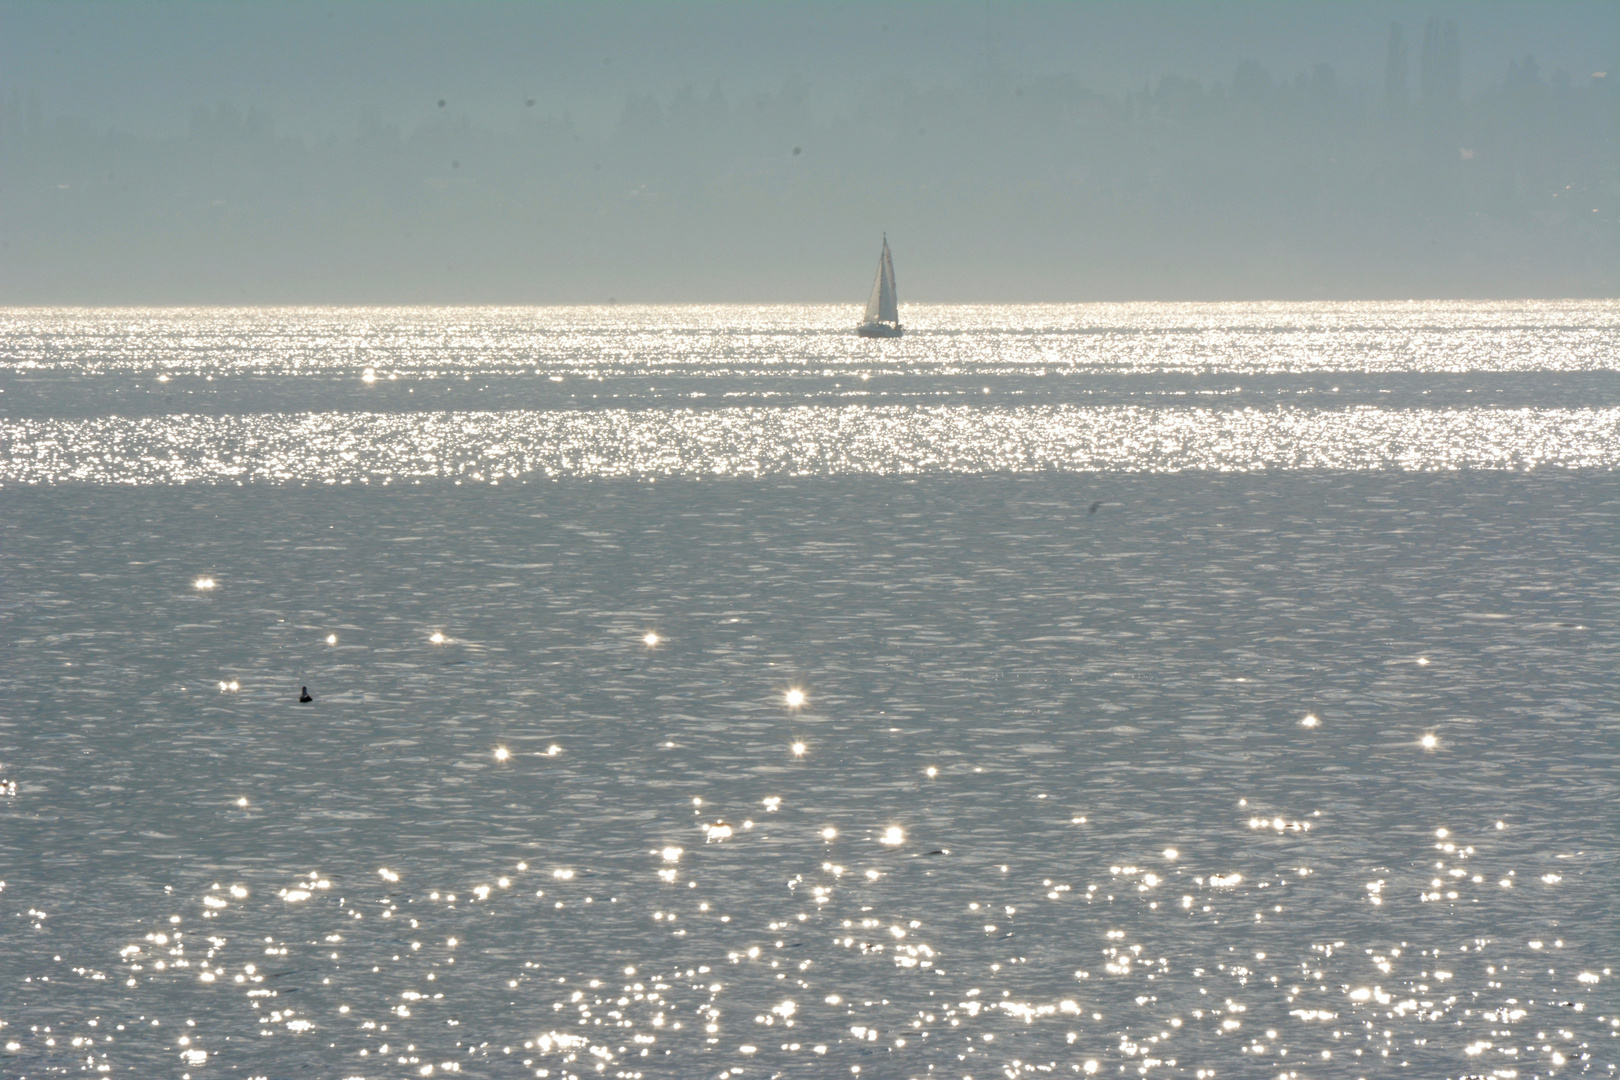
[1088,501,1102,515]
[298,686,313,703]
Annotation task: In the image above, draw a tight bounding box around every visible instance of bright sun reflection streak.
[193,577,216,589]
[326,634,337,645]
[6,403,1616,484]
[10,301,1619,380]
[1301,714,1320,727]
[880,826,905,846]
[493,747,509,762]
[643,632,659,646]
[429,632,445,644]
[784,689,805,708]
[791,742,806,756]
[1421,733,1440,750]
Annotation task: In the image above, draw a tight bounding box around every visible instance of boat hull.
[857,322,904,338]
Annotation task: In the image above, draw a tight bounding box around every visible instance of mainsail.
[864,236,899,325]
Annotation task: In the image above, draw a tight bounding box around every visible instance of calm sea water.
[2,303,1616,1080]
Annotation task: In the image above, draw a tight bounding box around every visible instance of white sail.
[863,237,899,325]
[857,235,903,337]
[864,261,885,323]
[877,239,898,324]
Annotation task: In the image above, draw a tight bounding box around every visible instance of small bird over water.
[298,686,313,703]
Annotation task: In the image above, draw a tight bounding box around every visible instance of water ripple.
[3,405,1613,485]
[3,301,1614,377]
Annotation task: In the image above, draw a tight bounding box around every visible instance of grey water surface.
[1,304,1616,1080]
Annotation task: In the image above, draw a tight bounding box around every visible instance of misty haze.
[2,1,1615,302]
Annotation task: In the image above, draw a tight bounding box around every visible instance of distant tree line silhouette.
[1,20,1613,302]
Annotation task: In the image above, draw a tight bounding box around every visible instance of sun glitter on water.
[784,688,806,708]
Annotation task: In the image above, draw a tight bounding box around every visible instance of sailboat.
[856,235,903,338]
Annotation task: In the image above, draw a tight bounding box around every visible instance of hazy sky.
[3,1,1615,302]
[7,1,1614,136]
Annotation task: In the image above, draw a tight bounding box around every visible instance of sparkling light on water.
[2,404,1615,484]
[2,306,1614,1079]
[3,301,1617,377]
